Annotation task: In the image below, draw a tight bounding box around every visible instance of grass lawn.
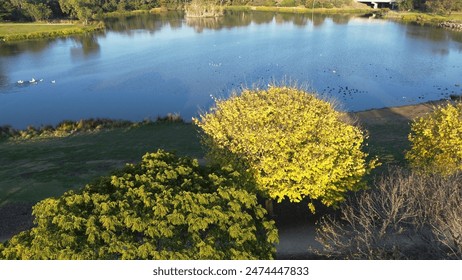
[0,122,203,206]
[0,22,104,41]
[385,11,462,25]
[0,23,77,34]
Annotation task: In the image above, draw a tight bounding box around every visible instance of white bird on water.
[17,80,24,84]
[51,80,56,84]
[30,78,36,83]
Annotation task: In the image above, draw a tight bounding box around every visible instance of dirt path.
[0,203,34,243]
[351,100,445,126]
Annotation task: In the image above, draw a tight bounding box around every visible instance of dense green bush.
[305,0,353,9]
[425,0,462,15]
[406,102,462,176]
[0,150,278,260]
[280,0,296,7]
[194,86,377,211]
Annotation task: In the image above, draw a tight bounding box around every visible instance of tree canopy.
[194,86,377,211]
[0,150,278,260]
[406,102,462,176]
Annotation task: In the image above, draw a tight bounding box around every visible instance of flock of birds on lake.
[17,78,55,85]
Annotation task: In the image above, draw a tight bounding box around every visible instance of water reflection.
[103,11,347,34]
[405,24,462,56]
[1,11,462,128]
[406,23,462,44]
[0,65,7,88]
[70,34,101,60]
[0,39,53,57]
[104,12,184,34]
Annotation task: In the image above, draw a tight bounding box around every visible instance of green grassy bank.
[0,22,105,42]
[384,11,462,26]
[0,122,203,206]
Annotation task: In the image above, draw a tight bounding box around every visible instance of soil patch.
[0,202,34,243]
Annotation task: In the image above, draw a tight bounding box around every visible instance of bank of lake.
[2,5,462,42]
[0,21,104,42]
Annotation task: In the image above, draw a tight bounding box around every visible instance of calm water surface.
[1,12,462,128]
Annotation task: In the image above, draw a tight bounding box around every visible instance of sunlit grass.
[0,122,203,205]
[0,22,104,41]
[385,11,462,24]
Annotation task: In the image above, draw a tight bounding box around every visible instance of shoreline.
[2,7,461,42]
[383,10,462,29]
[0,98,452,132]
[224,5,372,14]
[0,22,105,42]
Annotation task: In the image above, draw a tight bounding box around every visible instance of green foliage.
[0,116,184,141]
[0,1,15,21]
[194,86,377,210]
[280,0,296,7]
[0,150,277,260]
[397,0,415,11]
[58,0,102,23]
[425,0,462,15]
[1,118,132,140]
[23,2,52,21]
[406,102,462,176]
[305,0,353,9]
[185,0,224,18]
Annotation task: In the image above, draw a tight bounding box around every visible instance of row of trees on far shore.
[2,0,462,23]
[0,0,159,22]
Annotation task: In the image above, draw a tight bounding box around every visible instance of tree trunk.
[265,199,274,218]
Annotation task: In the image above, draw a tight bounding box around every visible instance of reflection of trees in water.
[184,11,352,31]
[0,39,52,57]
[0,64,8,88]
[104,12,183,34]
[274,13,312,27]
[405,24,462,55]
[248,11,274,25]
[103,11,353,35]
[70,34,101,60]
[332,14,352,25]
[186,17,223,33]
[312,14,327,26]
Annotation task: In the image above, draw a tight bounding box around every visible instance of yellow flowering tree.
[406,102,462,176]
[194,86,376,211]
[0,150,277,260]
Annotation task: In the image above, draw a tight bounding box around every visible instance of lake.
[1,11,462,129]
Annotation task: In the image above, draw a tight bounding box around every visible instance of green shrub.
[0,150,277,260]
[280,0,296,7]
[194,86,377,211]
[406,102,462,176]
[305,0,353,9]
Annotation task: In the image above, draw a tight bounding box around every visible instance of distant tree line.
[0,0,160,22]
[1,0,462,23]
[399,0,462,14]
